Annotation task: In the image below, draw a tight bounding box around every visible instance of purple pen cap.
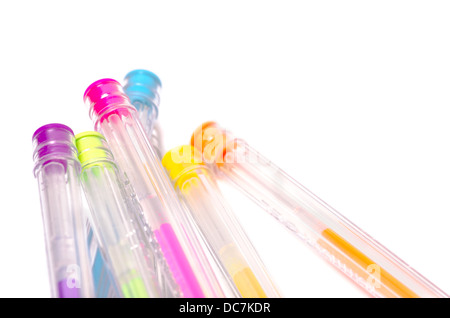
[83,79,135,126]
[32,123,79,176]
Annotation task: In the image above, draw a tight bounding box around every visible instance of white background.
[1,1,450,298]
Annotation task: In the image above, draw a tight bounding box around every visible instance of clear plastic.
[32,124,95,298]
[133,100,158,145]
[134,103,164,160]
[85,220,120,297]
[192,122,450,298]
[148,121,165,160]
[77,132,178,297]
[84,79,228,297]
[163,146,280,298]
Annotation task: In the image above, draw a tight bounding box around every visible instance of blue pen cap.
[124,69,161,118]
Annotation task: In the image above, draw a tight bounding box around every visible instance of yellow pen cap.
[162,145,206,190]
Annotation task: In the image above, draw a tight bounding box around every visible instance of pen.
[75,131,177,297]
[191,121,449,298]
[163,145,280,298]
[123,69,165,159]
[32,123,95,298]
[83,79,229,297]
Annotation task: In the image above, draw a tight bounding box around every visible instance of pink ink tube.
[32,123,95,298]
[83,79,231,298]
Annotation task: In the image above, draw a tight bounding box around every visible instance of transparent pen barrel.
[97,110,223,297]
[219,140,448,298]
[134,103,164,159]
[179,170,280,298]
[35,160,94,298]
[80,163,167,298]
[148,121,164,160]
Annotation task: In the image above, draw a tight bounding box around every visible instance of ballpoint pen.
[191,121,449,298]
[123,69,165,159]
[83,79,230,297]
[75,131,177,297]
[32,123,95,298]
[162,145,280,298]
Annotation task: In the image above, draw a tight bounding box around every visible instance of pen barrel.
[217,139,448,298]
[98,110,170,228]
[132,101,164,160]
[133,100,158,132]
[33,124,94,298]
[148,121,165,160]
[162,145,280,298]
[76,130,177,297]
[131,99,162,159]
[80,162,167,298]
[84,79,227,297]
[178,169,280,298]
[124,69,162,159]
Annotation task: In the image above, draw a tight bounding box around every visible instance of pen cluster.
[31,69,280,299]
[32,70,449,299]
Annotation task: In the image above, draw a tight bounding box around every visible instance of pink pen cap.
[84,79,136,129]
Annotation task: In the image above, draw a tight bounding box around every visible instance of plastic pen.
[75,131,178,297]
[163,145,280,298]
[191,121,449,298]
[83,79,229,298]
[32,123,95,298]
[123,69,164,159]
[123,70,269,297]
